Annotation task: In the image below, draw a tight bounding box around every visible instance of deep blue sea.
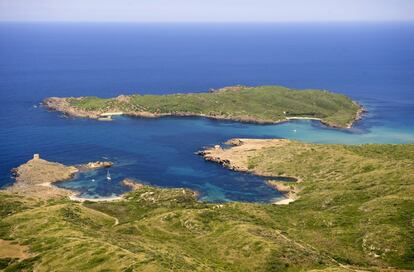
[0,23,413,202]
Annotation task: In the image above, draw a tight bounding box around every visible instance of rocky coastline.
[197,138,290,173]
[198,138,301,204]
[121,178,145,190]
[76,161,113,171]
[6,154,113,199]
[4,155,199,203]
[43,95,365,129]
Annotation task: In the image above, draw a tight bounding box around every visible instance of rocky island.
[43,85,364,128]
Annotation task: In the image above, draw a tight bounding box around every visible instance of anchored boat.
[106,169,111,181]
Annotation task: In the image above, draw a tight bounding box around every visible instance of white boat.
[106,169,111,181]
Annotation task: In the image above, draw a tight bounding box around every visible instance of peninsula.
[198,138,301,204]
[1,142,413,271]
[43,85,363,128]
[7,154,112,199]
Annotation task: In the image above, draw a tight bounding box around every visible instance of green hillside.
[65,86,361,127]
[1,142,413,271]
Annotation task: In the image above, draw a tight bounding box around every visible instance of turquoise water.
[0,23,413,202]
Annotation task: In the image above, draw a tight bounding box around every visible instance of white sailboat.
[106,169,111,181]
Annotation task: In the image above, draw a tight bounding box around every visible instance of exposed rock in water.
[78,161,113,170]
[122,178,145,190]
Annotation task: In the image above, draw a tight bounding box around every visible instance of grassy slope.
[68,86,360,127]
[1,143,413,271]
[248,142,414,269]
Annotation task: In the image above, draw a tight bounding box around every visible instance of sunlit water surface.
[0,23,413,202]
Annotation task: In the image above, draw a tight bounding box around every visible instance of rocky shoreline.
[121,178,145,190]
[43,96,365,129]
[266,180,299,204]
[5,140,310,205]
[197,138,289,173]
[6,154,113,199]
[4,155,199,203]
[198,138,301,204]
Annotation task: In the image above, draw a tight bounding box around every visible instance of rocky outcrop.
[5,155,113,199]
[115,95,131,103]
[121,178,145,190]
[77,161,113,171]
[198,138,301,205]
[209,85,250,93]
[198,138,289,173]
[43,97,101,119]
[7,156,78,199]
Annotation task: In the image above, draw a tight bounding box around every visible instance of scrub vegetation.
[64,85,361,128]
[1,142,413,271]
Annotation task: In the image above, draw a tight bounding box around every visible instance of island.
[1,142,413,271]
[43,85,364,128]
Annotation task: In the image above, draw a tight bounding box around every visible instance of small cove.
[0,23,413,202]
[44,112,412,203]
[1,100,413,203]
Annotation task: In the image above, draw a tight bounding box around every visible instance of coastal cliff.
[43,85,364,128]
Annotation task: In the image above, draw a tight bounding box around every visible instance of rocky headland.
[4,155,199,203]
[198,138,290,173]
[198,138,301,204]
[6,154,113,199]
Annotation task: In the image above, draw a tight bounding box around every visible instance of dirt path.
[113,217,119,227]
[69,195,123,202]
[277,232,368,272]
[0,239,31,259]
[81,205,119,227]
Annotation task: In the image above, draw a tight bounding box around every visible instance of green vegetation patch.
[68,85,361,127]
[1,143,413,271]
[246,142,414,269]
